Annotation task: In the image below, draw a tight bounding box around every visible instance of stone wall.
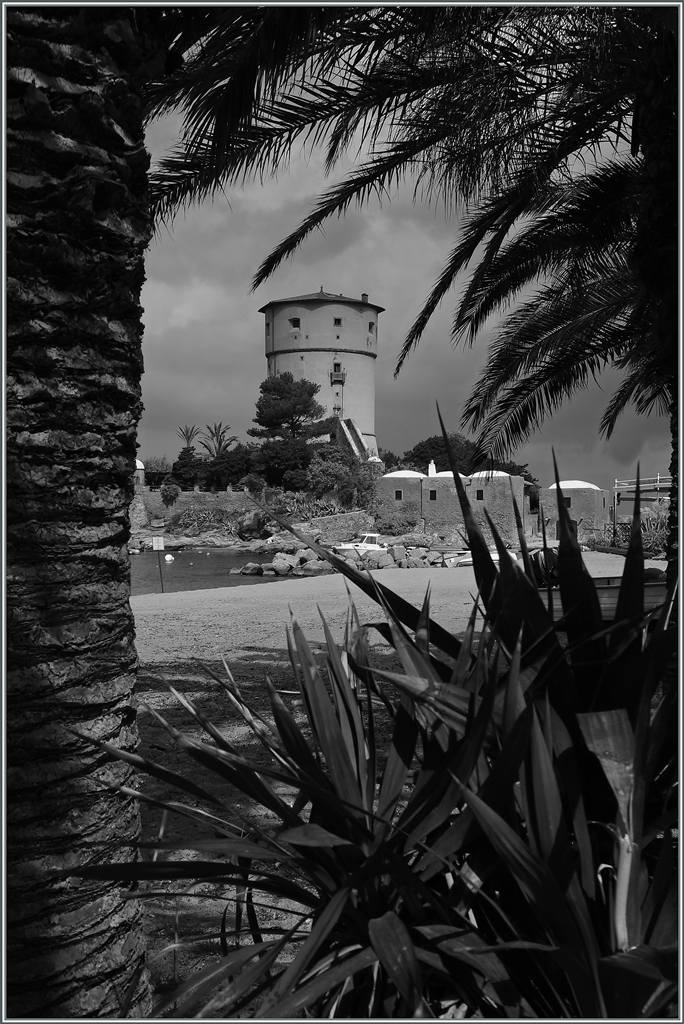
[374,477,424,534]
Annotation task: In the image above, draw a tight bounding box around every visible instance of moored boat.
[540,576,667,622]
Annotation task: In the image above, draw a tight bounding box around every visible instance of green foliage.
[307,442,378,508]
[378,447,401,469]
[171,446,206,490]
[403,432,478,473]
[169,504,238,535]
[68,437,677,1016]
[204,443,256,489]
[248,373,327,439]
[142,455,171,488]
[241,472,266,496]
[198,422,238,458]
[159,475,181,509]
[265,489,346,521]
[142,454,171,475]
[252,436,313,488]
[175,424,201,448]
[641,499,669,555]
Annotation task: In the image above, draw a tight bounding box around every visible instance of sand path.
[131,552,659,664]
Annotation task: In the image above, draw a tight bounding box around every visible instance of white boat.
[333,533,388,555]
[455,550,518,567]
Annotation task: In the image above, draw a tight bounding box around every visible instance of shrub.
[65,435,677,1018]
[171,447,206,490]
[159,475,181,508]
[240,472,266,495]
[641,498,669,554]
[281,468,309,492]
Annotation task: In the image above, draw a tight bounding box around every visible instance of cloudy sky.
[138,115,672,491]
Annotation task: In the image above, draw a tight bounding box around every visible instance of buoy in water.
[165,554,174,562]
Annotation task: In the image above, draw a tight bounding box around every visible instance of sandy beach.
[131,551,662,664]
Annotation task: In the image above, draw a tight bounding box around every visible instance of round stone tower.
[258,288,384,455]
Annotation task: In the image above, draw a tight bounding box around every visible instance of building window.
[265,323,270,336]
[333,362,341,373]
[334,317,342,326]
[603,496,606,507]
[368,322,375,333]
[476,489,484,500]
[564,496,572,508]
[336,335,340,339]
[429,489,437,501]
[288,317,300,329]
[300,355,304,361]
[394,489,403,501]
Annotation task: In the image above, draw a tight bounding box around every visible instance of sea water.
[129,548,285,597]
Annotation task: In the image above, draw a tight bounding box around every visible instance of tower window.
[368,322,375,333]
[429,489,437,501]
[476,489,484,501]
[333,362,341,373]
[336,335,340,339]
[333,317,342,326]
[394,489,403,501]
[288,317,300,329]
[564,497,572,508]
[300,355,304,361]
[265,323,270,336]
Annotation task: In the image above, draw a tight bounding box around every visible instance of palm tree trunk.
[6,9,163,1016]
[666,403,678,594]
[630,9,678,593]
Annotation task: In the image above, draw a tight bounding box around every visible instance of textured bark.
[629,9,678,591]
[666,403,678,595]
[6,9,163,1017]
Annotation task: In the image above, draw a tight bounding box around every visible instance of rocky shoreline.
[130,524,512,579]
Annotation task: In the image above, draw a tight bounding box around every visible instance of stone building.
[540,479,610,542]
[375,470,426,532]
[375,467,525,544]
[258,288,384,456]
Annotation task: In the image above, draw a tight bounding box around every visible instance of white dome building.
[550,479,601,490]
[541,478,610,541]
[375,463,526,545]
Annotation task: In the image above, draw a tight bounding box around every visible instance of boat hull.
[539,579,667,622]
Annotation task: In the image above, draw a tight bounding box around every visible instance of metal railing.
[614,474,672,491]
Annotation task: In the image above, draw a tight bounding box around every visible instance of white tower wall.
[259,291,383,454]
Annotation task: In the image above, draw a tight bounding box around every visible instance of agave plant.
[64,425,677,1017]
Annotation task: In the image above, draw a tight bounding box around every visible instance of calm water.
[129,548,287,596]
